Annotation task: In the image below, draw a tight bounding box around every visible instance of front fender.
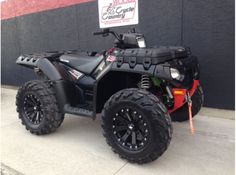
[110,62,172,80]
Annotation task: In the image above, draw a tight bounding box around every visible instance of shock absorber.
[141,74,150,89]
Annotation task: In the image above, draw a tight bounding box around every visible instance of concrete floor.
[1,87,235,175]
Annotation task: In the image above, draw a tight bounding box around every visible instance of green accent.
[151,77,161,87]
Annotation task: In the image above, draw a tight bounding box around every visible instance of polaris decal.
[98,0,139,28]
[69,69,83,79]
[106,55,116,62]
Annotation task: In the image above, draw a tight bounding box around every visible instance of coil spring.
[141,74,150,89]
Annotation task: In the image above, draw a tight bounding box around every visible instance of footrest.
[64,104,93,118]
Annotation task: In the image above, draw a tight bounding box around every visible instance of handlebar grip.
[93,31,104,35]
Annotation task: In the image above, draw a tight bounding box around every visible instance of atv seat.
[59,54,104,75]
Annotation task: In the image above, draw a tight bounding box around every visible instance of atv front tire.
[171,85,204,122]
[101,88,172,164]
[16,80,64,135]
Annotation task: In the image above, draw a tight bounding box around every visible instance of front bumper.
[168,80,199,113]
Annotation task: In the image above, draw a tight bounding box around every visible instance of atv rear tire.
[171,85,204,122]
[16,80,64,135]
[101,88,172,164]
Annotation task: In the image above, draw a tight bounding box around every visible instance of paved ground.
[1,87,235,175]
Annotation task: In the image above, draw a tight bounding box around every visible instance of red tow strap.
[186,92,195,135]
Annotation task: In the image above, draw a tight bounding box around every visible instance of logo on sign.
[99,0,138,28]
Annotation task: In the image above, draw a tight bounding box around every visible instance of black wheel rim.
[112,107,150,151]
[23,93,43,125]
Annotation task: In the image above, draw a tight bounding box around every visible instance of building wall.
[1,0,235,109]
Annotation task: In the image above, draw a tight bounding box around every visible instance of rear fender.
[16,56,62,80]
[16,55,67,111]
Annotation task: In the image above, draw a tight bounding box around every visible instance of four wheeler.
[15,28,203,164]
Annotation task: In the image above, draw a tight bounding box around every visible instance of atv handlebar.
[93,31,105,35]
[93,29,122,41]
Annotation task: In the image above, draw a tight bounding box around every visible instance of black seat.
[59,54,104,75]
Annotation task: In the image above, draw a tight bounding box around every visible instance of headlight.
[170,68,181,80]
[137,37,146,48]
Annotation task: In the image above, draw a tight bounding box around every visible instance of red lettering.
[113,0,119,5]
[113,0,135,6]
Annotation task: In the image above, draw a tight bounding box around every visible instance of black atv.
[16,28,203,164]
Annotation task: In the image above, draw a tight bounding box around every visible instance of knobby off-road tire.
[171,85,204,122]
[101,88,172,164]
[16,80,64,135]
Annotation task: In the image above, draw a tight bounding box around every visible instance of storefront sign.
[98,0,139,28]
